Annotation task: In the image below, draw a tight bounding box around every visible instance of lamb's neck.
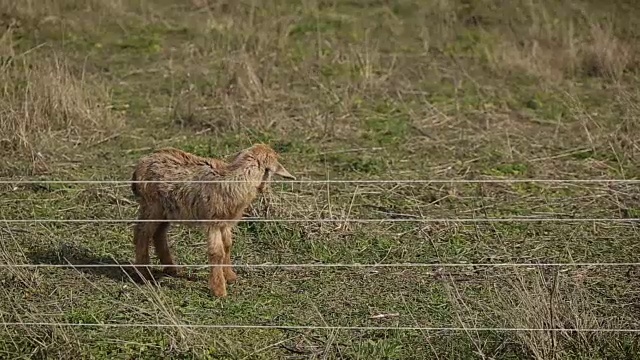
[199,167,260,202]
[227,160,264,187]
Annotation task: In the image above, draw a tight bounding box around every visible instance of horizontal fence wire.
[1,322,639,332]
[1,179,640,184]
[1,218,638,223]
[3,262,640,269]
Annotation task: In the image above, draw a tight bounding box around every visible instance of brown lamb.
[130,144,295,297]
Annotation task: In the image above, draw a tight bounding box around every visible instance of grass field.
[1,0,640,358]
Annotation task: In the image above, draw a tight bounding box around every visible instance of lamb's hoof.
[224,270,238,284]
[210,286,228,298]
[132,265,154,282]
[209,271,228,297]
[163,266,183,277]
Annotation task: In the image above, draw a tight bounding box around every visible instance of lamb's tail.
[131,170,141,198]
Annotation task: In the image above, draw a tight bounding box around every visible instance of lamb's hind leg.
[153,222,181,277]
[221,225,237,283]
[207,227,227,297]
[133,212,155,279]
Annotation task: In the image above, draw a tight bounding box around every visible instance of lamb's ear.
[257,168,272,193]
[225,150,243,162]
[273,162,295,179]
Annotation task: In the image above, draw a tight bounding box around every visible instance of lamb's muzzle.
[273,164,295,180]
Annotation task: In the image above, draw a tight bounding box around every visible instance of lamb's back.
[132,147,227,200]
[131,147,253,223]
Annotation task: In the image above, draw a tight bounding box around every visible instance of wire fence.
[2,218,639,223]
[2,262,640,269]
[2,177,639,335]
[1,178,640,184]
[2,322,639,333]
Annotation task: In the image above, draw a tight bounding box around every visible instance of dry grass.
[580,23,634,80]
[487,269,605,359]
[481,2,635,82]
[0,46,122,154]
[443,266,637,359]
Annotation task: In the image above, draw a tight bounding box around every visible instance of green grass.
[1,0,640,358]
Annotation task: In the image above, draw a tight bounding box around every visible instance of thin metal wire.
[1,179,639,184]
[1,218,638,223]
[3,262,640,269]
[2,322,639,332]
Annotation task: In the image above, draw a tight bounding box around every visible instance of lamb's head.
[231,143,295,192]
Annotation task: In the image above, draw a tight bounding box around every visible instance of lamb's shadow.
[26,243,185,284]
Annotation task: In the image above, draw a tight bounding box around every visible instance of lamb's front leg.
[207,227,227,297]
[221,225,237,283]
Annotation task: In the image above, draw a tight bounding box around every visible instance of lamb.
[130,144,295,297]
